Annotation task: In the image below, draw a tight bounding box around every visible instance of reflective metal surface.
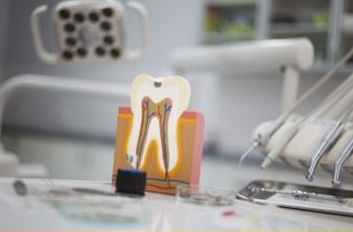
[238,180,353,217]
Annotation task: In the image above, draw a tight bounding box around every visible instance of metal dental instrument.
[305,121,345,182]
[251,186,351,203]
[332,136,353,188]
[241,46,353,167]
[306,103,353,182]
[305,80,353,183]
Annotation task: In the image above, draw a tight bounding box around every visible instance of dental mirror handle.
[306,121,344,181]
[123,1,149,60]
[332,136,353,188]
[31,5,60,65]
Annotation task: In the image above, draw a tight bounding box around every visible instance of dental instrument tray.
[237,180,353,217]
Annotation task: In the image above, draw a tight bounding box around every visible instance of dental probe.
[332,135,353,188]
[240,46,353,166]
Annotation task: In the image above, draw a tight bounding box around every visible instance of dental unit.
[253,45,353,170]
[250,44,353,186]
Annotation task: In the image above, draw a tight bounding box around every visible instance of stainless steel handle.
[306,121,344,181]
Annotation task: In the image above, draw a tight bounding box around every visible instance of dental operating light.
[248,41,353,187]
[31,0,149,64]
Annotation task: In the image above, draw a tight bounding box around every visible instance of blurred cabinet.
[203,0,260,43]
[270,0,330,66]
[341,0,353,64]
[202,0,353,69]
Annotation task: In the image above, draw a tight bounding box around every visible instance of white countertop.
[2,131,353,230]
[0,177,353,231]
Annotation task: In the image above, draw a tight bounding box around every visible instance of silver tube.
[332,136,353,188]
[305,121,344,181]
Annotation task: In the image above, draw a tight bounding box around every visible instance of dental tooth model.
[112,74,205,194]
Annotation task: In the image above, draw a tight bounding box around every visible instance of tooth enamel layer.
[127,74,191,174]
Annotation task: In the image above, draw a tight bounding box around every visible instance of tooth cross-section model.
[113,74,205,194]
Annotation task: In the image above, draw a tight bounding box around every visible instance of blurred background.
[0,0,353,183]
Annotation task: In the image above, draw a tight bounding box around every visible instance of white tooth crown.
[127,74,191,175]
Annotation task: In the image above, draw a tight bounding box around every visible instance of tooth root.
[128,74,191,175]
[135,97,151,168]
[158,99,173,176]
[135,97,173,174]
